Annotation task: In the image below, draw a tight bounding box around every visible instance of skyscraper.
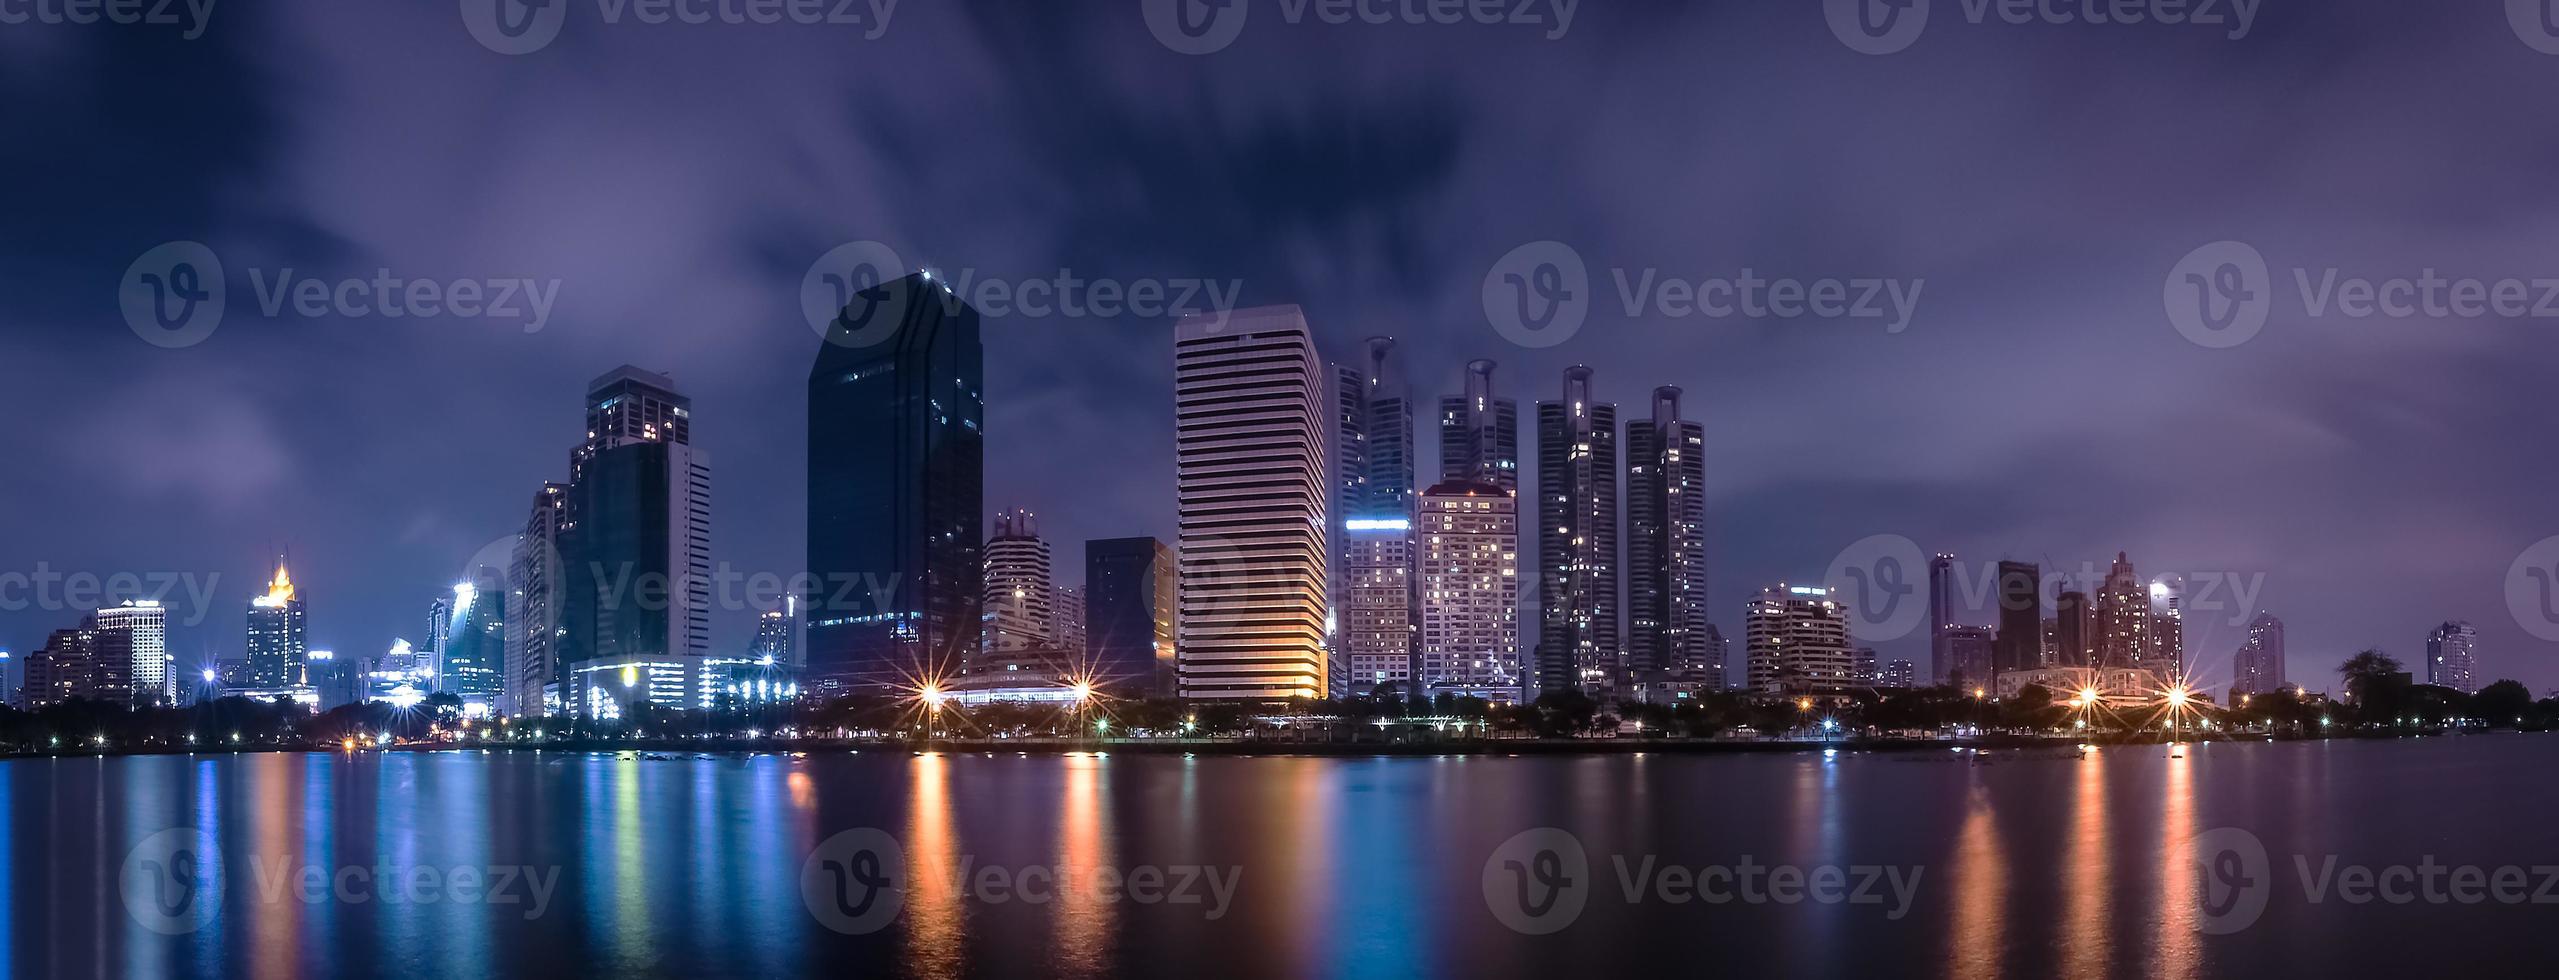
[1086,536,1175,695]
[1992,560,2040,677]
[982,508,1057,659]
[560,366,715,693]
[1331,336,1419,696]
[1174,305,1329,702]
[1416,480,1521,700]
[1928,553,1961,680]
[2055,590,2092,667]
[1881,659,1917,689]
[2150,578,2185,679]
[1536,366,1620,698]
[1941,625,1997,690]
[1746,585,1852,695]
[752,599,799,667]
[90,600,168,705]
[246,561,308,689]
[23,626,97,708]
[442,571,506,714]
[2426,620,2478,692]
[506,481,568,715]
[2095,553,2151,670]
[1625,385,1709,688]
[2231,611,2287,696]
[808,272,984,693]
[1438,358,1518,492]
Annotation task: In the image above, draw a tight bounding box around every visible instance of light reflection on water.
[5,738,2556,979]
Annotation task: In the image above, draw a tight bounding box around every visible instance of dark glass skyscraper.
[1993,560,2041,677]
[1536,366,1620,698]
[557,367,712,703]
[1086,536,1175,696]
[245,561,307,689]
[808,272,985,693]
[1625,386,1708,687]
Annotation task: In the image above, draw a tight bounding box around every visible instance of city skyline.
[9,2,2558,699]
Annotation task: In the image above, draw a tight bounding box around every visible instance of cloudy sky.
[5,0,2557,694]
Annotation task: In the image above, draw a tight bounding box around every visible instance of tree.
[2475,679,2533,727]
[2337,650,2410,724]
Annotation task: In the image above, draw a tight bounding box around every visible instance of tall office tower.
[1625,386,1709,688]
[751,599,798,666]
[1416,480,1521,699]
[1535,366,1621,698]
[506,482,568,716]
[1438,358,1519,492]
[2054,590,2093,666]
[426,594,453,682]
[23,626,97,708]
[1991,561,2040,677]
[246,561,309,689]
[1051,585,1088,663]
[2426,620,2479,692]
[981,508,1057,665]
[2230,611,2287,696]
[1086,536,1176,695]
[1881,659,1917,689]
[1332,336,1419,696]
[1745,585,1853,695]
[1941,625,1997,690]
[560,366,715,688]
[442,571,506,714]
[1174,305,1329,702]
[1928,553,1961,678]
[2150,579,2185,679]
[2094,552,2151,670]
[809,272,984,693]
[90,600,168,705]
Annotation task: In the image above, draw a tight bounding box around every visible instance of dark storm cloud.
[5,0,2557,691]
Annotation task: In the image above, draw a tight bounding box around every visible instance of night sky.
[5,0,2555,694]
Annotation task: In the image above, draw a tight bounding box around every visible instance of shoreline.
[4,729,2533,761]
